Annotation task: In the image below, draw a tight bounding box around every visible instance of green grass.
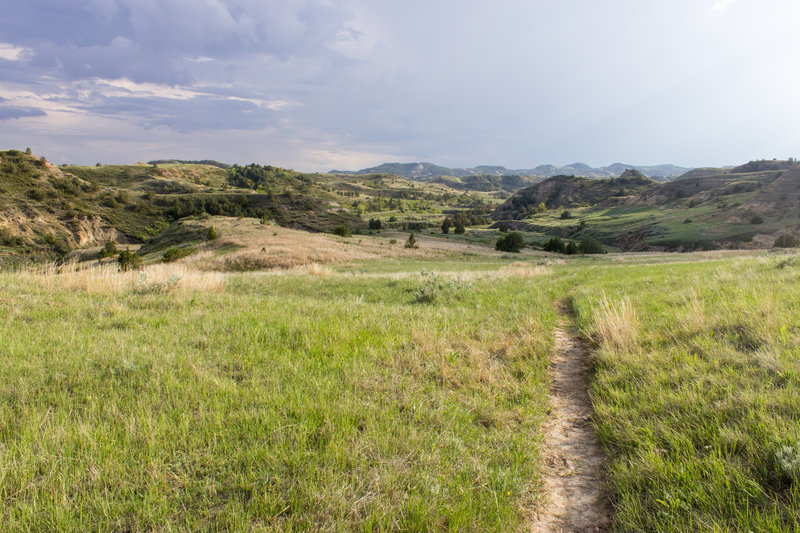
[0,267,556,531]
[3,250,800,530]
[570,253,800,531]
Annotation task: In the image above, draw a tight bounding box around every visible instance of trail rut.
[528,304,609,532]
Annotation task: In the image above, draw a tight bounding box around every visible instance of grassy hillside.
[0,150,507,265]
[494,163,800,251]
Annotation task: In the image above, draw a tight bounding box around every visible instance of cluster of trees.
[542,236,604,255]
[440,212,490,234]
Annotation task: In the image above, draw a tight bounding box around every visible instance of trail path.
[528,303,609,532]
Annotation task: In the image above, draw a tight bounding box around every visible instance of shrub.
[495,232,524,253]
[454,221,466,234]
[98,241,119,259]
[560,210,572,220]
[207,226,219,240]
[118,247,143,271]
[750,215,764,224]
[579,236,605,254]
[542,237,566,254]
[333,225,351,238]
[415,271,471,303]
[565,241,578,255]
[0,227,24,246]
[497,223,509,233]
[368,218,382,231]
[441,218,452,234]
[389,239,397,245]
[773,234,799,248]
[404,232,419,249]
[163,246,197,263]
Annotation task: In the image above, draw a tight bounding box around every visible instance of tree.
[560,210,572,220]
[333,225,351,237]
[454,221,466,234]
[565,241,578,255]
[774,234,799,248]
[98,241,119,259]
[207,226,219,240]
[404,232,419,249]
[579,236,605,254]
[368,218,382,230]
[542,237,566,254]
[441,218,452,234]
[495,231,524,252]
[118,247,142,271]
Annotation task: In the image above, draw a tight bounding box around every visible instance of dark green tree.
[118,247,143,271]
[441,218,452,234]
[579,236,605,254]
[495,231,524,252]
[404,232,419,249]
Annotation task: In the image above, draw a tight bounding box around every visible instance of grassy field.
[2,246,800,530]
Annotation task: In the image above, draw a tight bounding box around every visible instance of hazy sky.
[1,0,798,171]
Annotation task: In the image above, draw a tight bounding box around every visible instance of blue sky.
[0,0,798,171]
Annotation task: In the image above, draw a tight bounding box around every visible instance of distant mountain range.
[331,162,693,181]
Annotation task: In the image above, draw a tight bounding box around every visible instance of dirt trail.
[528,303,609,532]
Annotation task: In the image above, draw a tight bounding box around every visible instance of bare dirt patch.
[528,303,609,532]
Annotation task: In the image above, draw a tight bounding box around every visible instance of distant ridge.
[148,159,231,169]
[331,161,692,181]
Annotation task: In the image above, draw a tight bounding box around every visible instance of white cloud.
[711,0,737,12]
[0,43,28,61]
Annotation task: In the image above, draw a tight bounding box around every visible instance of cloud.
[711,0,737,12]
[0,104,46,120]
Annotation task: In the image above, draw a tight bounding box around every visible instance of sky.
[0,0,798,171]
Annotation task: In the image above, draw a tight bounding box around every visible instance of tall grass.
[572,256,800,531]
[0,265,556,531]
[10,259,226,293]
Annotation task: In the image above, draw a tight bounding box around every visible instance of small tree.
[774,234,799,248]
[441,218,452,234]
[543,237,566,254]
[454,221,466,234]
[496,231,524,253]
[98,241,119,259]
[579,236,605,254]
[368,218,382,231]
[118,247,142,271]
[565,241,578,255]
[560,210,572,220]
[405,232,419,249]
[333,225,351,237]
[207,226,219,240]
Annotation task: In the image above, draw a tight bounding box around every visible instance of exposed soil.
[528,303,609,532]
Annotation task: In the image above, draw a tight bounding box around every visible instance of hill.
[0,150,505,264]
[493,162,800,251]
[335,161,692,180]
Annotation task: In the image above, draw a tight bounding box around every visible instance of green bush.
[162,246,197,263]
[404,232,419,249]
[415,271,471,303]
[118,247,143,271]
[0,227,24,247]
[441,218,452,234]
[773,234,799,248]
[579,236,605,254]
[98,241,119,259]
[495,232,524,253]
[565,241,578,255]
[207,226,219,240]
[750,215,764,225]
[454,221,466,234]
[542,237,566,253]
[333,226,351,238]
[560,210,572,220]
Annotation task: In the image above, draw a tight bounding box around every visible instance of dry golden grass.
[189,218,458,272]
[591,292,639,351]
[498,262,550,278]
[13,260,226,293]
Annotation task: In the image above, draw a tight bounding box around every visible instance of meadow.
[1,246,799,531]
